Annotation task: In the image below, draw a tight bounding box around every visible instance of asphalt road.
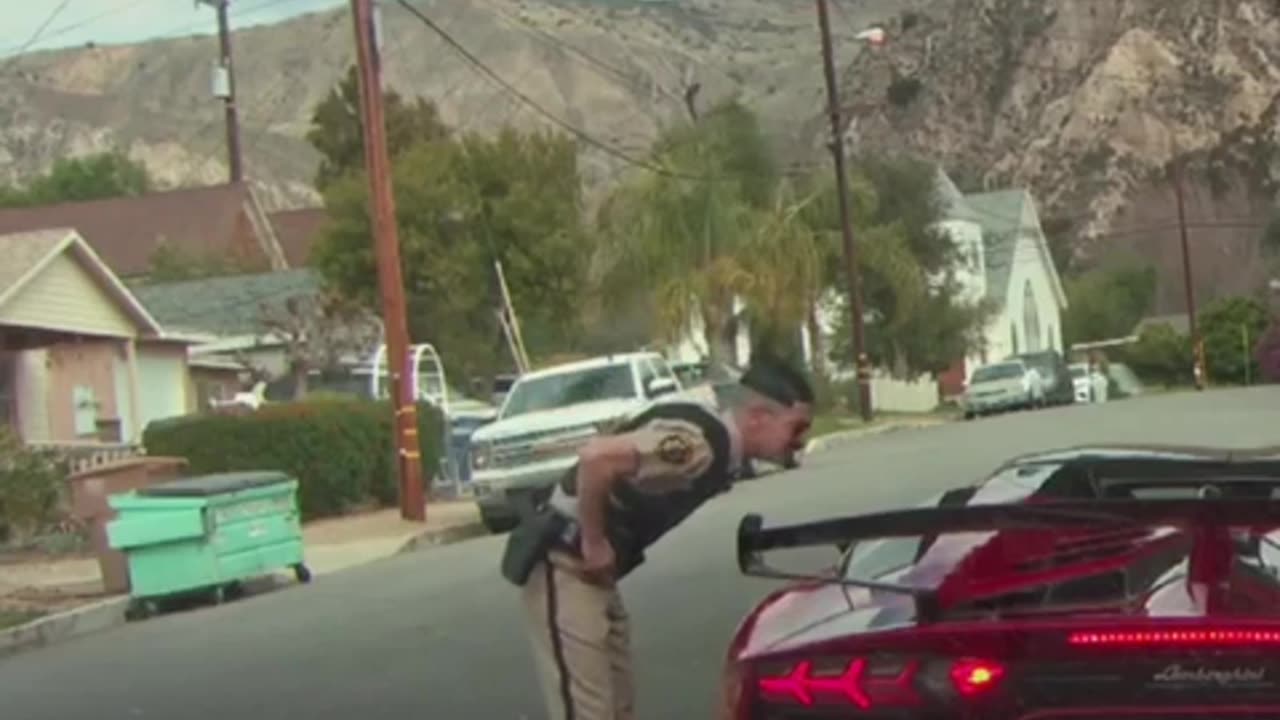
[3,386,1279,720]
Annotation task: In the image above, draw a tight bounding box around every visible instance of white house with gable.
[659,169,1069,409]
[933,171,1069,396]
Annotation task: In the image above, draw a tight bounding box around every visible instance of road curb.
[395,520,488,555]
[0,521,486,661]
[804,418,950,455]
[0,595,129,660]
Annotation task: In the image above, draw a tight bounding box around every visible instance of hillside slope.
[1,0,1277,310]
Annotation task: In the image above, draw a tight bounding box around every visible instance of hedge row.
[142,399,444,521]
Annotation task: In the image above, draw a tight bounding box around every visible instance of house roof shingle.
[130,268,322,337]
[269,207,327,267]
[0,183,255,277]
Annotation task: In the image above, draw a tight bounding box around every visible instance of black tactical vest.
[558,401,733,578]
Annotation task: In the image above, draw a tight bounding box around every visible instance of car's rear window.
[971,363,1023,382]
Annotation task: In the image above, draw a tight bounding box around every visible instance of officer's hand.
[580,536,616,586]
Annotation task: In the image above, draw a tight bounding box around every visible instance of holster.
[500,508,569,587]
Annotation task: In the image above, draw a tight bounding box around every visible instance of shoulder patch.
[657,433,693,465]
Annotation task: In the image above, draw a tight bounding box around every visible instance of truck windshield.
[501,364,635,418]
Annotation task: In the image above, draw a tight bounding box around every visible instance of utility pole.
[1171,159,1207,390]
[200,0,244,183]
[351,0,427,521]
[815,0,873,421]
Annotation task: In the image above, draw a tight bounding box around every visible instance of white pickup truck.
[468,351,683,533]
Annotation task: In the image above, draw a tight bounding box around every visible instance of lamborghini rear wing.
[737,497,1280,620]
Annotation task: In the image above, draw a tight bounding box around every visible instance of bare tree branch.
[257,290,383,398]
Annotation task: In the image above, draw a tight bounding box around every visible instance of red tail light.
[756,656,1002,708]
[1069,628,1280,646]
[950,658,1006,696]
[759,659,871,707]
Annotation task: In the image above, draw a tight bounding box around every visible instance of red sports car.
[721,444,1280,719]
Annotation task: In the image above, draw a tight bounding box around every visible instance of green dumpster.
[107,470,312,618]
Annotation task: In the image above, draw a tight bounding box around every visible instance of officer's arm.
[575,435,642,547]
[574,419,713,546]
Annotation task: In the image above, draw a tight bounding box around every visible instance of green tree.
[313,126,589,382]
[735,180,824,362]
[594,100,781,363]
[1200,295,1269,385]
[1121,323,1192,387]
[0,151,152,207]
[1061,265,1157,346]
[306,64,450,191]
[805,154,992,378]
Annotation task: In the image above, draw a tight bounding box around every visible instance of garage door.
[135,351,188,431]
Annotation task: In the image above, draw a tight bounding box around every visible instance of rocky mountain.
[833,0,1280,312]
[0,0,905,207]
[1,0,1277,312]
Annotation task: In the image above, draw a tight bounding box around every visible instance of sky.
[1,0,346,57]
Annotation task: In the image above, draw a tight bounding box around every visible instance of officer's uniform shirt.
[548,388,742,520]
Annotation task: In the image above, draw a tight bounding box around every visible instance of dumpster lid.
[138,471,293,498]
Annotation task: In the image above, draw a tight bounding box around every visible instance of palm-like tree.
[595,101,777,364]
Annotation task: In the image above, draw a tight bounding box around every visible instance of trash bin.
[65,456,189,594]
[443,414,490,490]
[106,470,311,619]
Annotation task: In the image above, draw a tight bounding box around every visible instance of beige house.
[0,228,197,454]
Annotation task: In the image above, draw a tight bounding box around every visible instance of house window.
[1011,322,1019,354]
[1047,323,1056,351]
[1023,280,1042,352]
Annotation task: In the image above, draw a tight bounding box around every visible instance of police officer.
[502,356,814,720]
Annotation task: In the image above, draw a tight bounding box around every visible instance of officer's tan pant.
[522,550,635,720]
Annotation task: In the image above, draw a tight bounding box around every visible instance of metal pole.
[212,0,244,183]
[351,0,426,522]
[1171,160,1206,390]
[816,0,872,420]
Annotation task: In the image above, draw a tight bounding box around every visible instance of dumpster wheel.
[293,563,313,584]
[125,599,157,622]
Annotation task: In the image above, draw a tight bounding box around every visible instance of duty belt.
[550,509,581,549]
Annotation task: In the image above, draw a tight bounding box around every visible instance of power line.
[470,0,685,111]
[0,0,153,55]
[0,0,72,73]
[393,0,715,183]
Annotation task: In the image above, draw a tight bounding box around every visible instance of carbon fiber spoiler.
[737,497,1280,620]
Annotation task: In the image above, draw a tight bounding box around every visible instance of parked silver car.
[961,359,1044,419]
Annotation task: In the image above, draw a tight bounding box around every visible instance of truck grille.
[491,423,598,468]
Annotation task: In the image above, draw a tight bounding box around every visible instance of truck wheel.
[294,563,313,584]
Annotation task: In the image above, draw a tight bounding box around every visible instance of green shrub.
[142,399,444,521]
[0,428,68,544]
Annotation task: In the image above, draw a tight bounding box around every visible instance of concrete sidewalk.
[803,414,953,455]
[0,499,485,658]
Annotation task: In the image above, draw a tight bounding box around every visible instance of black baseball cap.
[739,355,814,407]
